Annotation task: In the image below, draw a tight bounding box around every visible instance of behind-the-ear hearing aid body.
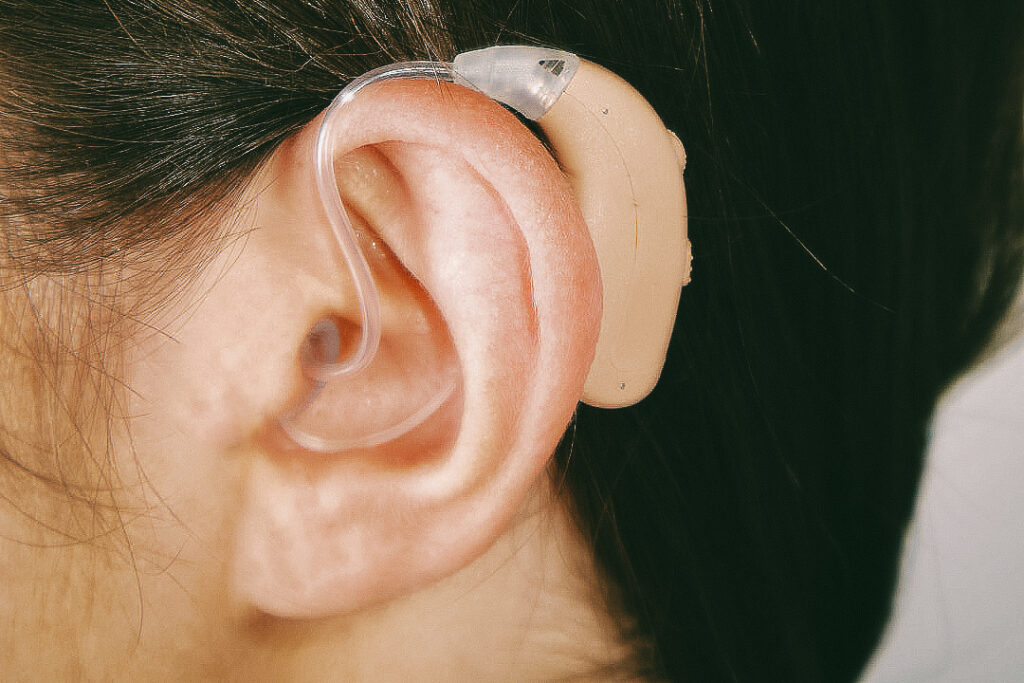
[280,46,691,452]
[453,47,692,407]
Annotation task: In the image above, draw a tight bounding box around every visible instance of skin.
[0,80,630,679]
[0,461,629,679]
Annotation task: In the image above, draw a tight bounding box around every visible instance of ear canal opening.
[300,318,342,370]
[281,296,461,455]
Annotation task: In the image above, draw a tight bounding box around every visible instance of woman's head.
[2,1,1023,680]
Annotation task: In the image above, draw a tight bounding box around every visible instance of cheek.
[127,333,238,456]
[126,282,254,456]
[117,247,275,549]
[122,213,327,461]
[110,321,251,627]
[120,309,249,549]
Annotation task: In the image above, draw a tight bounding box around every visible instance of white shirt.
[861,304,1024,682]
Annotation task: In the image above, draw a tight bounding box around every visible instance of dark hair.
[2,1,1022,680]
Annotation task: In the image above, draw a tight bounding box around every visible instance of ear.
[230,78,602,617]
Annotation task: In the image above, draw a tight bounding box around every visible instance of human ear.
[229,77,603,618]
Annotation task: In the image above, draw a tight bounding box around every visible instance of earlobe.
[231,78,602,617]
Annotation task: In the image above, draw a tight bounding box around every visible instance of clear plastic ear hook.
[278,47,580,453]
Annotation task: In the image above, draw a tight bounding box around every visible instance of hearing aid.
[279,45,691,452]
[454,47,691,407]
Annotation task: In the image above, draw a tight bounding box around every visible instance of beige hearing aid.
[281,46,691,452]
[454,47,692,407]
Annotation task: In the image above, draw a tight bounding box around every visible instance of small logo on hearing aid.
[538,59,566,76]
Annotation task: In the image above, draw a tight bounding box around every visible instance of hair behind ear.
[543,1,1024,680]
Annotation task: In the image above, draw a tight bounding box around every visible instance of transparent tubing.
[313,61,459,380]
[279,61,459,452]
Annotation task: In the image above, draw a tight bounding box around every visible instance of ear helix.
[279,46,691,452]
